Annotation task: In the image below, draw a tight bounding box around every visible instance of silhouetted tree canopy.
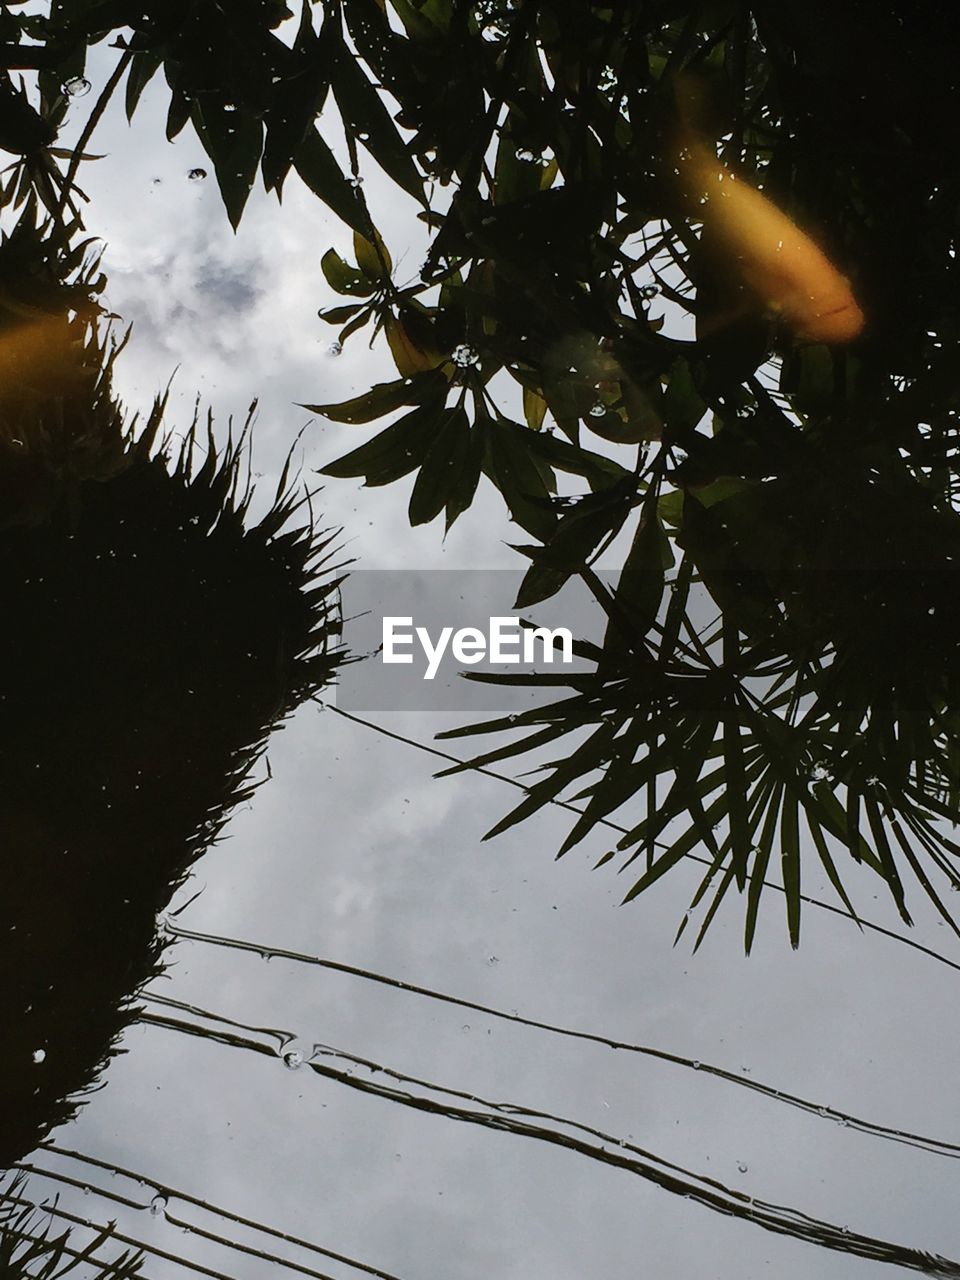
[0,213,345,1170]
[3,1,960,953]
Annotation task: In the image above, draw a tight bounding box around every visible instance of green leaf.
[444,419,484,530]
[802,803,862,925]
[326,27,424,201]
[522,385,548,431]
[524,429,630,489]
[622,783,732,903]
[190,100,264,230]
[657,489,684,528]
[320,401,444,485]
[662,356,707,437]
[354,227,392,280]
[293,126,371,234]
[780,786,801,947]
[125,48,163,122]
[863,791,912,925]
[303,371,442,423]
[486,419,557,541]
[612,512,667,639]
[513,483,634,608]
[692,861,738,951]
[482,721,620,842]
[320,247,373,296]
[165,85,191,142]
[408,405,470,525]
[318,303,363,324]
[262,6,328,194]
[494,128,547,206]
[744,780,783,953]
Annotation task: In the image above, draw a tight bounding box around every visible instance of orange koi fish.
[672,76,864,344]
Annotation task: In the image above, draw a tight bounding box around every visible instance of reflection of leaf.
[408,405,470,524]
[444,415,485,531]
[321,400,447,486]
[318,302,363,325]
[190,100,263,231]
[524,429,630,490]
[262,2,328,195]
[124,48,163,122]
[327,26,424,200]
[522,385,547,430]
[662,357,707,437]
[514,479,635,608]
[385,310,443,376]
[303,371,444,424]
[320,247,373,297]
[610,511,668,640]
[354,227,392,280]
[486,419,557,541]
[293,127,370,234]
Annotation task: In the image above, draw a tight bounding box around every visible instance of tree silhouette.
[2,3,959,951]
[0,209,345,1167]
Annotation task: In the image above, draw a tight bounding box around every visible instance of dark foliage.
[0,213,345,1166]
[3,0,960,944]
[0,1177,144,1279]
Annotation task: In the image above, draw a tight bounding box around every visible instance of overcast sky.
[14,33,960,1280]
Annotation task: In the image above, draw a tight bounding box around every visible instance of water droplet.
[452,343,479,368]
[482,22,507,41]
[461,1024,471,1033]
[639,284,659,300]
[327,341,343,358]
[809,763,830,783]
[737,1162,748,1173]
[487,955,499,966]
[283,1050,304,1070]
[63,76,91,97]
[349,175,364,188]
[150,1194,168,1218]
[589,402,606,418]
[188,168,207,181]
[32,1048,45,1064]
[224,103,237,112]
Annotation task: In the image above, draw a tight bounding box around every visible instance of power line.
[16,1159,403,1280]
[156,919,960,1162]
[139,1006,960,1279]
[323,703,960,978]
[0,1195,237,1280]
[38,1143,402,1280]
[0,1194,155,1280]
